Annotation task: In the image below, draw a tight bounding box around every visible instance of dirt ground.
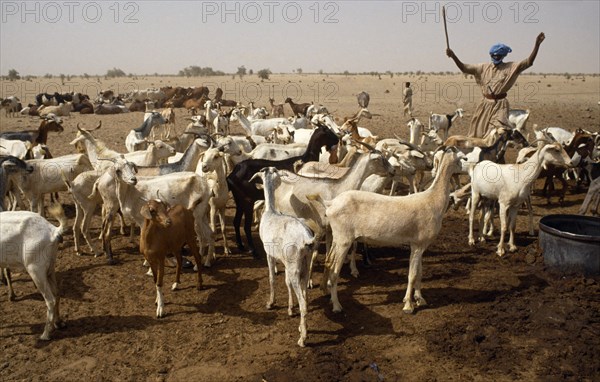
[1,74,599,381]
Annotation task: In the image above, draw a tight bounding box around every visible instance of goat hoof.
[297,338,306,347]
[171,283,179,291]
[266,303,274,310]
[8,293,16,302]
[106,258,117,266]
[416,297,427,307]
[508,245,518,253]
[39,333,51,341]
[402,305,414,314]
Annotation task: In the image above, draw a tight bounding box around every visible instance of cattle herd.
[0,86,599,347]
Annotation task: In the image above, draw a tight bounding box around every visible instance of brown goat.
[285,97,311,117]
[140,198,202,318]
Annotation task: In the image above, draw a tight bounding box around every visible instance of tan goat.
[140,198,203,318]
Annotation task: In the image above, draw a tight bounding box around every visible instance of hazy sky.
[1,0,599,75]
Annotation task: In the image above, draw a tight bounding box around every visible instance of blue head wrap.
[489,43,512,64]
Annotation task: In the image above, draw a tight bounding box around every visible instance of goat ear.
[140,204,153,220]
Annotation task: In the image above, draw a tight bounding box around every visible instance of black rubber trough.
[539,214,600,276]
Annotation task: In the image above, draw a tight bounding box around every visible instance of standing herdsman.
[446,32,545,137]
[402,82,413,117]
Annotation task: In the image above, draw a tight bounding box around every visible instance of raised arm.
[527,32,545,65]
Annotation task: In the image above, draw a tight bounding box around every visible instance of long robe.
[403,87,413,117]
[462,57,532,137]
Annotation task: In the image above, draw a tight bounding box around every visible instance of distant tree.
[237,65,247,79]
[249,69,254,75]
[386,70,393,78]
[318,69,324,75]
[177,66,226,77]
[44,73,53,79]
[83,73,90,79]
[60,73,66,84]
[296,68,303,74]
[7,69,20,81]
[257,68,272,80]
[343,70,350,76]
[106,67,126,78]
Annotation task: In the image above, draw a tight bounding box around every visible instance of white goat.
[469,142,572,256]
[429,108,464,141]
[312,148,463,313]
[198,147,233,262]
[250,167,314,347]
[508,109,531,139]
[407,118,424,146]
[11,154,93,214]
[125,112,167,153]
[0,204,67,340]
[0,138,31,159]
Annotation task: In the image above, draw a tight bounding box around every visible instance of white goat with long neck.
[469,142,572,256]
[198,147,233,263]
[311,148,463,314]
[250,167,314,347]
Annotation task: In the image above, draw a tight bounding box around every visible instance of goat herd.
[0,87,599,347]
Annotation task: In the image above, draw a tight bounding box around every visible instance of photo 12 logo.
[200,1,340,24]
[401,1,540,24]
[1,1,140,24]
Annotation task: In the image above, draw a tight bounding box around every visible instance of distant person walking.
[402,82,413,117]
[446,32,545,137]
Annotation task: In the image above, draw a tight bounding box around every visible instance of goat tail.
[190,193,206,211]
[60,169,72,192]
[88,179,100,200]
[47,203,68,242]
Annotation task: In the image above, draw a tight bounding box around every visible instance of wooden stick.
[442,6,450,50]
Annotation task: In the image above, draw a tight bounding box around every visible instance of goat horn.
[393,135,420,151]
[97,157,117,163]
[529,139,550,146]
[95,121,102,130]
[354,140,376,152]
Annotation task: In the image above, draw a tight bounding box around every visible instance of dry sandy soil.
[1,74,599,381]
